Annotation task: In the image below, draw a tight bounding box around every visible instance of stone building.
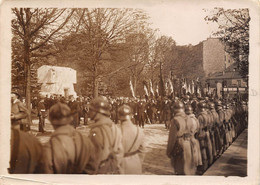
[202,38,235,77]
[37,65,77,97]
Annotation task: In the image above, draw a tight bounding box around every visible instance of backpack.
[97,124,120,174]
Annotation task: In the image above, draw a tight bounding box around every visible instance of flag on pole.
[197,85,200,95]
[182,78,187,90]
[129,80,136,99]
[149,80,154,96]
[187,83,191,93]
[191,80,194,94]
[156,84,159,95]
[165,81,169,96]
[143,81,149,96]
[168,79,174,94]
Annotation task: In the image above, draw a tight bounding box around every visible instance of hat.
[49,103,74,125]
[11,91,21,99]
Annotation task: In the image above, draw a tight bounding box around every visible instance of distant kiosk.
[37,65,77,98]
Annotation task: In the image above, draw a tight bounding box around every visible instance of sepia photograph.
[0,0,259,184]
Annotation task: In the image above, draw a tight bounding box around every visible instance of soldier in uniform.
[40,102,94,174]
[167,101,196,175]
[206,103,217,160]
[9,92,42,173]
[209,102,222,157]
[185,105,202,173]
[216,101,226,153]
[37,98,46,133]
[137,100,146,128]
[87,97,124,174]
[68,96,80,128]
[197,102,213,172]
[11,92,30,131]
[117,105,146,174]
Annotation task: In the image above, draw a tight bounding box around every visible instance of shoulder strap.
[127,126,139,153]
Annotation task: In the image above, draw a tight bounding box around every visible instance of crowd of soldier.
[166,96,248,175]
[10,93,145,174]
[10,91,248,175]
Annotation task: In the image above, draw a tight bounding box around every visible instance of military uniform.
[185,105,202,169]
[118,105,146,174]
[37,99,46,133]
[167,101,196,175]
[197,103,213,171]
[87,97,124,174]
[9,128,42,173]
[11,96,30,131]
[40,103,94,174]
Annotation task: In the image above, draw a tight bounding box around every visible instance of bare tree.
[74,8,153,97]
[12,8,75,121]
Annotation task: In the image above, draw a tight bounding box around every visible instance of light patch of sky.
[143,3,219,46]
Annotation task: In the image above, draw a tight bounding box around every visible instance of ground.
[29,119,247,176]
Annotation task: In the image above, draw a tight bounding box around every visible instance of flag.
[143,81,149,96]
[129,80,136,99]
[191,80,194,94]
[168,79,174,94]
[165,81,169,96]
[182,79,187,90]
[156,84,159,95]
[149,80,154,96]
[197,85,200,95]
[187,83,191,93]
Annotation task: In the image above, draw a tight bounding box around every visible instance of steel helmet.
[198,102,206,111]
[118,104,133,121]
[89,96,111,117]
[173,101,185,113]
[185,104,193,115]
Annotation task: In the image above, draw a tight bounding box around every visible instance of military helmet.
[118,104,133,121]
[198,102,206,111]
[173,101,185,113]
[89,96,111,117]
[216,100,222,107]
[185,104,193,115]
[49,102,73,125]
[209,102,215,109]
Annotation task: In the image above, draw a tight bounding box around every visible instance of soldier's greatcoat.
[120,119,146,174]
[197,111,213,170]
[88,115,124,174]
[167,112,196,175]
[188,114,202,167]
[9,128,42,173]
[40,124,94,174]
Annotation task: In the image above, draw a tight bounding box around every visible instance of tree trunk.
[133,75,137,98]
[93,77,99,98]
[24,40,32,125]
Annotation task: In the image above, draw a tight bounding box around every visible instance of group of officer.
[166,95,248,175]
[10,93,145,174]
[10,90,248,175]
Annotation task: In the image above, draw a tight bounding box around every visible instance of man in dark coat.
[68,96,80,128]
[37,98,46,133]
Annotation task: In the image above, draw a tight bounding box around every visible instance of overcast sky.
[144,4,219,46]
[132,0,252,46]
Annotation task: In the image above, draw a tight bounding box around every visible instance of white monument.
[37,65,77,97]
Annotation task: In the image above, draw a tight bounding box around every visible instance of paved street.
[204,129,248,177]
[30,119,247,176]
